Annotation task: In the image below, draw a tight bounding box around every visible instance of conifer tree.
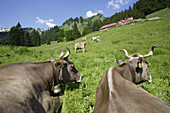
[6,22,24,46]
[24,32,31,47]
[30,29,41,46]
[65,30,74,41]
[47,38,51,45]
[72,23,81,39]
[80,16,84,23]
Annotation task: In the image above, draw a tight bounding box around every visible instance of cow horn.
[60,50,64,57]
[64,47,70,58]
[142,45,159,58]
[120,49,131,58]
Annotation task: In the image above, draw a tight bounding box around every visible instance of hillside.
[146,8,170,19]
[0,12,170,113]
[60,14,105,33]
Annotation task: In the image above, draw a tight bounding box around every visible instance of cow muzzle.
[148,75,152,83]
[53,85,61,94]
[76,73,82,82]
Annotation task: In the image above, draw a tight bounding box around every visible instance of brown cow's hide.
[93,66,170,113]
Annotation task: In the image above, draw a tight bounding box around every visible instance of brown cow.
[93,57,170,113]
[75,42,86,53]
[0,47,82,113]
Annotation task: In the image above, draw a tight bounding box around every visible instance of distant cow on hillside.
[75,42,86,53]
[82,38,86,41]
[91,36,100,42]
[103,28,108,32]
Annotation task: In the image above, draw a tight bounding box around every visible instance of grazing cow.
[117,45,159,65]
[130,23,134,26]
[82,38,86,41]
[93,57,170,113]
[75,42,86,53]
[0,47,82,113]
[91,36,100,42]
[103,28,108,32]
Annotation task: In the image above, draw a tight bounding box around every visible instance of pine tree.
[47,38,51,45]
[72,23,81,39]
[128,6,133,17]
[80,16,84,23]
[24,32,31,47]
[30,29,41,46]
[6,22,24,46]
[92,20,102,31]
[6,27,17,45]
[65,30,74,41]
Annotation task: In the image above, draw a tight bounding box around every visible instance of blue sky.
[1,0,138,30]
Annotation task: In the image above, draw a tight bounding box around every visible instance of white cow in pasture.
[91,36,100,42]
[75,42,86,53]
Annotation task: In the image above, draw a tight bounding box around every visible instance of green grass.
[0,10,170,113]
[146,8,170,19]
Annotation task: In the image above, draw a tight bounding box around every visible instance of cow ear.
[54,60,66,69]
[116,60,125,65]
[137,57,143,68]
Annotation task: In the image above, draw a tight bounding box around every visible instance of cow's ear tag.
[138,57,143,68]
[139,62,142,68]
[54,62,60,71]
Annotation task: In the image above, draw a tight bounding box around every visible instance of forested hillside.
[0,0,169,46]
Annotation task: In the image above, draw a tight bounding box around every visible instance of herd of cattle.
[0,45,170,113]
[74,36,100,53]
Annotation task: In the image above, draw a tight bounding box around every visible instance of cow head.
[116,57,151,84]
[116,45,158,84]
[50,47,82,93]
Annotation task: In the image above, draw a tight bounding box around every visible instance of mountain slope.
[60,14,106,33]
[146,8,170,19]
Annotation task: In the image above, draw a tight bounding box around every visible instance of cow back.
[93,66,170,113]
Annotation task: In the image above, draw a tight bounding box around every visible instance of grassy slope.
[0,9,170,113]
[146,8,170,19]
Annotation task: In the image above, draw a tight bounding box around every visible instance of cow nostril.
[76,74,82,82]
[148,75,152,82]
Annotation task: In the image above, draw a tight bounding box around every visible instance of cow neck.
[127,63,136,83]
[50,61,59,86]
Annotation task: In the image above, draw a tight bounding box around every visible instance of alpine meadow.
[0,8,170,113]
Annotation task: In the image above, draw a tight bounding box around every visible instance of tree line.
[6,22,41,46]
[40,22,81,44]
[83,0,170,33]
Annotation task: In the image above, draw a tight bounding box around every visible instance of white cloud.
[36,17,56,28]
[48,19,54,22]
[46,22,56,28]
[107,0,129,9]
[98,10,104,14]
[86,11,97,18]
